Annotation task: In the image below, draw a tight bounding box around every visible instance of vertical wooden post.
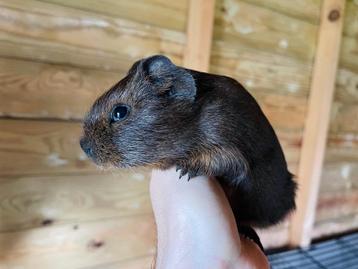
[183,0,216,72]
[289,0,345,247]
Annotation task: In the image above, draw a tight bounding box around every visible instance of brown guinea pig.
[80,55,296,228]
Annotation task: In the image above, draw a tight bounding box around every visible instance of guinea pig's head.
[80,55,197,168]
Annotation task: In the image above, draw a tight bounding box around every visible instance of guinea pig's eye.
[110,104,130,123]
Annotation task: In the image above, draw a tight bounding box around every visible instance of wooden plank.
[340,36,358,71]
[0,172,151,232]
[257,222,290,249]
[315,189,358,223]
[320,158,358,194]
[0,58,118,120]
[39,0,188,32]
[0,0,185,71]
[329,102,358,135]
[183,0,215,71]
[314,138,358,234]
[342,0,358,38]
[335,67,358,104]
[289,0,346,247]
[0,119,95,176]
[339,0,358,72]
[214,0,321,63]
[257,94,307,131]
[274,130,301,174]
[327,133,358,149]
[0,216,155,269]
[313,214,358,239]
[232,0,322,23]
[258,190,357,248]
[210,51,313,98]
[81,255,154,269]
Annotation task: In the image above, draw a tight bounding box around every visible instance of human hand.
[150,167,269,269]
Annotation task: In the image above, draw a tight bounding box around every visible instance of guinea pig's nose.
[80,138,94,158]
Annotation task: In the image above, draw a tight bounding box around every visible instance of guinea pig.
[80,55,296,229]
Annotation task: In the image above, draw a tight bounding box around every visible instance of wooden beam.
[183,0,216,72]
[289,0,345,247]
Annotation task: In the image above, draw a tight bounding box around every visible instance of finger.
[150,167,244,268]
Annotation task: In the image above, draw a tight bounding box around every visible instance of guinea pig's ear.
[142,55,175,84]
[142,55,196,100]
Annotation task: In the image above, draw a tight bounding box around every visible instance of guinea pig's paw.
[176,165,188,180]
[176,165,200,181]
[186,169,200,181]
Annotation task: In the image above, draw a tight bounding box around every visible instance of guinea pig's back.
[190,70,297,226]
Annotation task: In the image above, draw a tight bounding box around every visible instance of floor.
[268,233,358,269]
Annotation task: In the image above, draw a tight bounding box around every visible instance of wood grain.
[0,58,119,119]
[330,103,358,134]
[81,255,155,269]
[214,0,321,63]
[257,94,307,131]
[340,37,358,71]
[0,215,155,269]
[210,50,313,98]
[0,119,95,176]
[339,0,358,71]
[315,189,358,223]
[258,222,290,249]
[289,0,345,247]
[334,67,358,105]
[342,0,358,38]
[0,172,151,232]
[320,146,358,194]
[330,59,358,139]
[0,58,119,120]
[313,214,358,239]
[39,0,188,32]
[0,0,185,71]
[236,0,322,23]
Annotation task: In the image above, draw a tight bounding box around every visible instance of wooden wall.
[0,0,188,268]
[0,0,357,268]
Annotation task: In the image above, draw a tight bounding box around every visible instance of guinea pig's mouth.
[83,152,126,170]
[80,137,113,167]
[79,137,143,170]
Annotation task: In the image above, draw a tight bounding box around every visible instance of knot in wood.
[328,9,340,21]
